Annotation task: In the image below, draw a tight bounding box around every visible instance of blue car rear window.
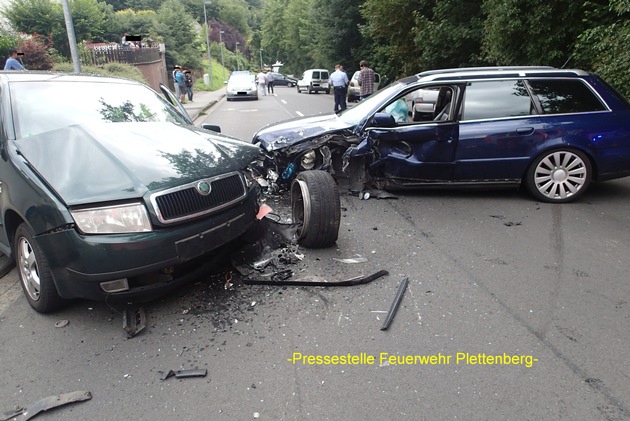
[528,79,607,114]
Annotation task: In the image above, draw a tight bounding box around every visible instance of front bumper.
[227,89,258,99]
[37,188,260,302]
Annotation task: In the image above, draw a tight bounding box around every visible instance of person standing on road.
[330,64,349,113]
[257,69,267,96]
[266,69,275,95]
[358,60,375,100]
[4,49,25,70]
[174,68,187,103]
[172,65,181,98]
[184,70,194,102]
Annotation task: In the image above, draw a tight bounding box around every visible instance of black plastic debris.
[243,269,388,287]
[380,277,409,331]
[122,306,146,338]
[1,391,92,421]
[161,368,207,381]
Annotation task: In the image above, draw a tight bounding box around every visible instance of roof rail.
[417,66,556,77]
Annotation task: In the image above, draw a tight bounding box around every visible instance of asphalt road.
[1,88,629,420]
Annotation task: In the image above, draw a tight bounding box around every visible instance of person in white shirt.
[329,64,349,113]
[257,70,267,96]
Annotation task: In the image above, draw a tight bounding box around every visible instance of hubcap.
[17,237,41,301]
[534,151,587,200]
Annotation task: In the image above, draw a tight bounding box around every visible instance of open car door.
[159,83,194,126]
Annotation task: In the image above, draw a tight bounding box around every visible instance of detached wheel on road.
[15,223,65,313]
[291,170,341,248]
[525,148,592,203]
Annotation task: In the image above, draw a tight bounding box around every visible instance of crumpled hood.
[253,113,354,151]
[15,122,263,206]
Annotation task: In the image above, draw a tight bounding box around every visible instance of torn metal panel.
[381,277,409,331]
[122,306,146,338]
[161,368,207,381]
[255,114,354,152]
[1,391,92,421]
[243,269,388,286]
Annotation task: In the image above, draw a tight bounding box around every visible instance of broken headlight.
[71,203,152,234]
[301,150,316,170]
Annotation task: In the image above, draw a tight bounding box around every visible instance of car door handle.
[516,127,534,135]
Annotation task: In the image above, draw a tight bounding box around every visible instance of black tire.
[525,148,592,203]
[15,223,66,313]
[297,85,301,93]
[325,88,330,94]
[291,170,341,248]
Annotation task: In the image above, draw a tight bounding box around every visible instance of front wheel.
[525,149,592,203]
[291,171,341,248]
[15,223,65,313]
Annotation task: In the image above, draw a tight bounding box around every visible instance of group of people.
[172,65,194,103]
[256,69,276,96]
[330,59,375,113]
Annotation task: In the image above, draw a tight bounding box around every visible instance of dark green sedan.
[0,72,264,312]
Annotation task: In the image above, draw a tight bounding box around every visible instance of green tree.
[113,9,159,42]
[311,0,363,73]
[572,0,629,98]
[281,0,320,73]
[1,0,62,36]
[413,0,486,70]
[2,0,117,58]
[481,0,585,66]
[70,0,115,42]
[260,0,289,66]
[215,0,251,37]
[360,0,427,77]
[154,0,201,69]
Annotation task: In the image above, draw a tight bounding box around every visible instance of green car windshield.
[12,80,189,138]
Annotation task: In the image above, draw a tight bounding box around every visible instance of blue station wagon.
[253,66,630,203]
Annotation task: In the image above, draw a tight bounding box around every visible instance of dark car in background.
[0,72,264,312]
[253,66,630,203]
[271,73,297,87]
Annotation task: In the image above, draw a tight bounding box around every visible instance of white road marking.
[296,111,304,117]
[281,100,287,104]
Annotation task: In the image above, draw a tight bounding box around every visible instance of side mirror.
[202,124,221,133]
[370,112,396,128]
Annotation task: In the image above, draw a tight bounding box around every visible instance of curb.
[190,93,226,123]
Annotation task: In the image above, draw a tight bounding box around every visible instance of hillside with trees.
[0,0,627,97]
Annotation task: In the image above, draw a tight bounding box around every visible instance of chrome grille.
[150,172,246,224]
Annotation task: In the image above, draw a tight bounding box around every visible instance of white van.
[296,69,330,94]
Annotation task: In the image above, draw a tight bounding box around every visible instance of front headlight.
[71,203,152,234]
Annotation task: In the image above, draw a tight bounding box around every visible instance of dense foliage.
[0,0,627,97]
